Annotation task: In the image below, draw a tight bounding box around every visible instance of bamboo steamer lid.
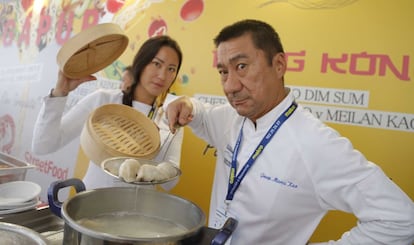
[57,23,128,79]
[80,104,161,165]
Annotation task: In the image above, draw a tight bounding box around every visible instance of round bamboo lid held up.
[57,23,128,79]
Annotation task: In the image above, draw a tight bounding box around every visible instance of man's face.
[120,70,133,92]
[216,33,286,121]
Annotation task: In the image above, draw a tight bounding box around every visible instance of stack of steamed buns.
[118,158,178,183]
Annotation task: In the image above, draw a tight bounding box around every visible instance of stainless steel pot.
[48,178,236,245]
[0,221,49,245]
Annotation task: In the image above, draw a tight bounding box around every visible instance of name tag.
[212,202,237,244]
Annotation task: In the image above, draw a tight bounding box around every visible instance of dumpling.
[136,164,169,182]
[118,158,142,182]
[156,161,178,179]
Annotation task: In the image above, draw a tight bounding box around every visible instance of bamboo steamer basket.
[57,23,128,79]
[80,104,160,165]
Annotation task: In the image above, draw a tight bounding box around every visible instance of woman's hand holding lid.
[51,70,97,97]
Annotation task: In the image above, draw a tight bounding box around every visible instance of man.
[166,19,414,244]
[120,65,133,92]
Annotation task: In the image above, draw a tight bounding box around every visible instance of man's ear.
[273,52,287,75]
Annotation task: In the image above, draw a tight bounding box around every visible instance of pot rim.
[61,187,206,243]
[0,221,49,245]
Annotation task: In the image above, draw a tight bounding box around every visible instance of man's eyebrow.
[217,53,248,69]
[229,53,248,63]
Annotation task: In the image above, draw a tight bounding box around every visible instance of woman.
[32,35,184,190]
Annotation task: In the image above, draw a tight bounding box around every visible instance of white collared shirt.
[188,89,414,245]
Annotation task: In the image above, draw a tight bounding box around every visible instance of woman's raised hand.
[51,70,97,97]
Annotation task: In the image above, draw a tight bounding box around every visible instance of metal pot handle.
[47,178,86,218]
[210,217,238,245]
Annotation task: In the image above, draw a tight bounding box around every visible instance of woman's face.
[136,46,180,103]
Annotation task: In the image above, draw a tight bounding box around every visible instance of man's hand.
[166,96,194,133]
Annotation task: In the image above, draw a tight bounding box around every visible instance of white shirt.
[188,89,414,245]
[32,89,183,190]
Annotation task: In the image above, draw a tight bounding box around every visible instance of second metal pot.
[0,221,49,245]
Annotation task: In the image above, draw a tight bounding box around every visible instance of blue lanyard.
[226,102,297,201]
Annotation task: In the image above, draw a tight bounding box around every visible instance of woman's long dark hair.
[122,35,183,107]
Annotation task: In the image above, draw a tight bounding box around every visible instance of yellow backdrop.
[64,0,413,242]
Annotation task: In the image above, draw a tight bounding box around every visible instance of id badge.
[212,202,236,245]
[212,204,229,229]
